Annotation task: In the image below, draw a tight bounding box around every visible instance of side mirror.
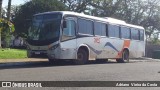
[26,19,32,24]
[25,19,32,28]
[63,21,67,28]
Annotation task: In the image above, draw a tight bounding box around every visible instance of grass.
[0,48,27,59]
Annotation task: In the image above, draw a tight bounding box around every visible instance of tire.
[96,59,108,63]
[48,59,55,63]
[74,49,88,65]
[27,50,33,58]
[116,50,129,63]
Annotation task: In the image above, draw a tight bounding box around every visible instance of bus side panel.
[101,38,124,59]
[77,37,125,60]
[60,39,77,59]
[138,41,145,57]
[59,37,145,60]
[77,37,97,60]
[129,40,145,58]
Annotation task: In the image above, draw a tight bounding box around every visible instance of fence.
[146,42,160,58]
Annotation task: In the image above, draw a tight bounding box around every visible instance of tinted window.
[140,30,144,41]
[78,18,93,35]
[27,13,62,46]
[121,27,130,39]
[63,20,75,36]
[108,24,120,38]
[94,22,106,36]
[131,28,139,40]
[30,14,61,41]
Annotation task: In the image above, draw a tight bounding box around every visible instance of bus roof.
[35,11,144,30]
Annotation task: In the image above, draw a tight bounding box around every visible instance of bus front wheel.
[116,50,129,63]
[27,50,33,58]
[75,49,88,65]
[48,59,55,63]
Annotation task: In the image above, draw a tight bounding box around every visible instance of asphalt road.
[0,58,160,90]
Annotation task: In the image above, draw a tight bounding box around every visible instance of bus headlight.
[49,44,59,50]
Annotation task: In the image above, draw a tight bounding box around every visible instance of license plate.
[35,52,40,54]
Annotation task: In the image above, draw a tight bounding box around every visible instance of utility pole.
[0,0,2,48]
[0,0,2,18]
[7,0,11,21]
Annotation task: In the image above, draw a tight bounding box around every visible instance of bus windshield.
[27,13,62,45]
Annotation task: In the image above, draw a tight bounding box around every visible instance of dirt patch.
[0,58,48,63]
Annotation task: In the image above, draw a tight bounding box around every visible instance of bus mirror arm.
[63,21,67,28]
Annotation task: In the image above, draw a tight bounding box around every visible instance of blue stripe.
[86,44,102,55]
[104,42,119,52]
[86,42,119,55]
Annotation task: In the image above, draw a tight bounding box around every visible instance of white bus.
[27,11,145,64]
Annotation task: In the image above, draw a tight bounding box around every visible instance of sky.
[2,0,29,7]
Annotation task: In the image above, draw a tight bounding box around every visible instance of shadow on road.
[0,60,122,70]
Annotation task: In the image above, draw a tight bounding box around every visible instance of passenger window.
[131,28,139,40]
[121,27,130,39]
[62,19,76,41]
[78,18,93,35]
[63,20,76,36]
[108,24,120,38]
[94,22,106,36]
[140,30,144,41]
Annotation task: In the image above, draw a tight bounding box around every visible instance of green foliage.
[60,0,91,13]
[13,0,160,39]
[88,0,160,38]
[0,49,27,59]
[0,18,15,32]
[150,33,160,45]
[13,0,67,36]
[0,18,15,48]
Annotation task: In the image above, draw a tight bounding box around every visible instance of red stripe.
[116,40,130,58]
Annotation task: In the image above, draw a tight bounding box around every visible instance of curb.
[0,58,47,64]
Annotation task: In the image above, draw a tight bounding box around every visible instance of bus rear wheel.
[96,59,108,63]
[74,49,88,65]
[116,50,129,63]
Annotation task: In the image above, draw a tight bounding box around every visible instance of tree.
[0,0,2,48]
[13,0,67,36]
[0,0,2,18]
[12,0,160,41]
[7,0,11,20]
[89,0,160,38]
[0,19,15,48]
[60,0,91,13]
[90,0,118,16]
[3,5,20,20]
